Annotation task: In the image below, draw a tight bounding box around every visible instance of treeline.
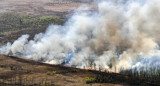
[85,68,160,85]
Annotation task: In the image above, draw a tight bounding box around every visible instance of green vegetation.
[85,76,115,84]
[0,13,65,34]
[46,71,57,75]
[85,77,96,84]
[0,13,65,45]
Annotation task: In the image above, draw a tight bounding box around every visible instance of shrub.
[46,71,52,75]
[85,77,96,84]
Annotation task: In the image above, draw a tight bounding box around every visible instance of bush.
[46,71,52,75]
[85,77,96,84]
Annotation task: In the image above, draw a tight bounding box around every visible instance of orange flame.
[86,68,119,74]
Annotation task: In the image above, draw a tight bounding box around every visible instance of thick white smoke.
[1,0,160,72]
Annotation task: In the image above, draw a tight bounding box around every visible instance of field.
[0,13,65,45]
[0,0,95,18]
[0,55,128,86]
[0,0,95,45]
[0,55,160,86]
[0,0,160,86]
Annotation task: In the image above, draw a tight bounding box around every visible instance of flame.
[86,68,119,74]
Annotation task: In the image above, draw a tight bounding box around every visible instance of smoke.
[1,0,160,72]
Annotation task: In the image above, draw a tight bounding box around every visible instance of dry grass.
[0,55,126,86]
[0,0,95,17]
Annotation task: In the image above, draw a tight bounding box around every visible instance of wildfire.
[86,68,119,74]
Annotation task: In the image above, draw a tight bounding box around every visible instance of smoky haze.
[0,0,160,72]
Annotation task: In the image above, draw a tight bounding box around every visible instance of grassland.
[0,0,160,85]
[0,55,128,86]
[0,55,160,86]
[0,0,95,17]
[0,13,65,45]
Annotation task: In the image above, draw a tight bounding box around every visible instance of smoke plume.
[1,0,160,72]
